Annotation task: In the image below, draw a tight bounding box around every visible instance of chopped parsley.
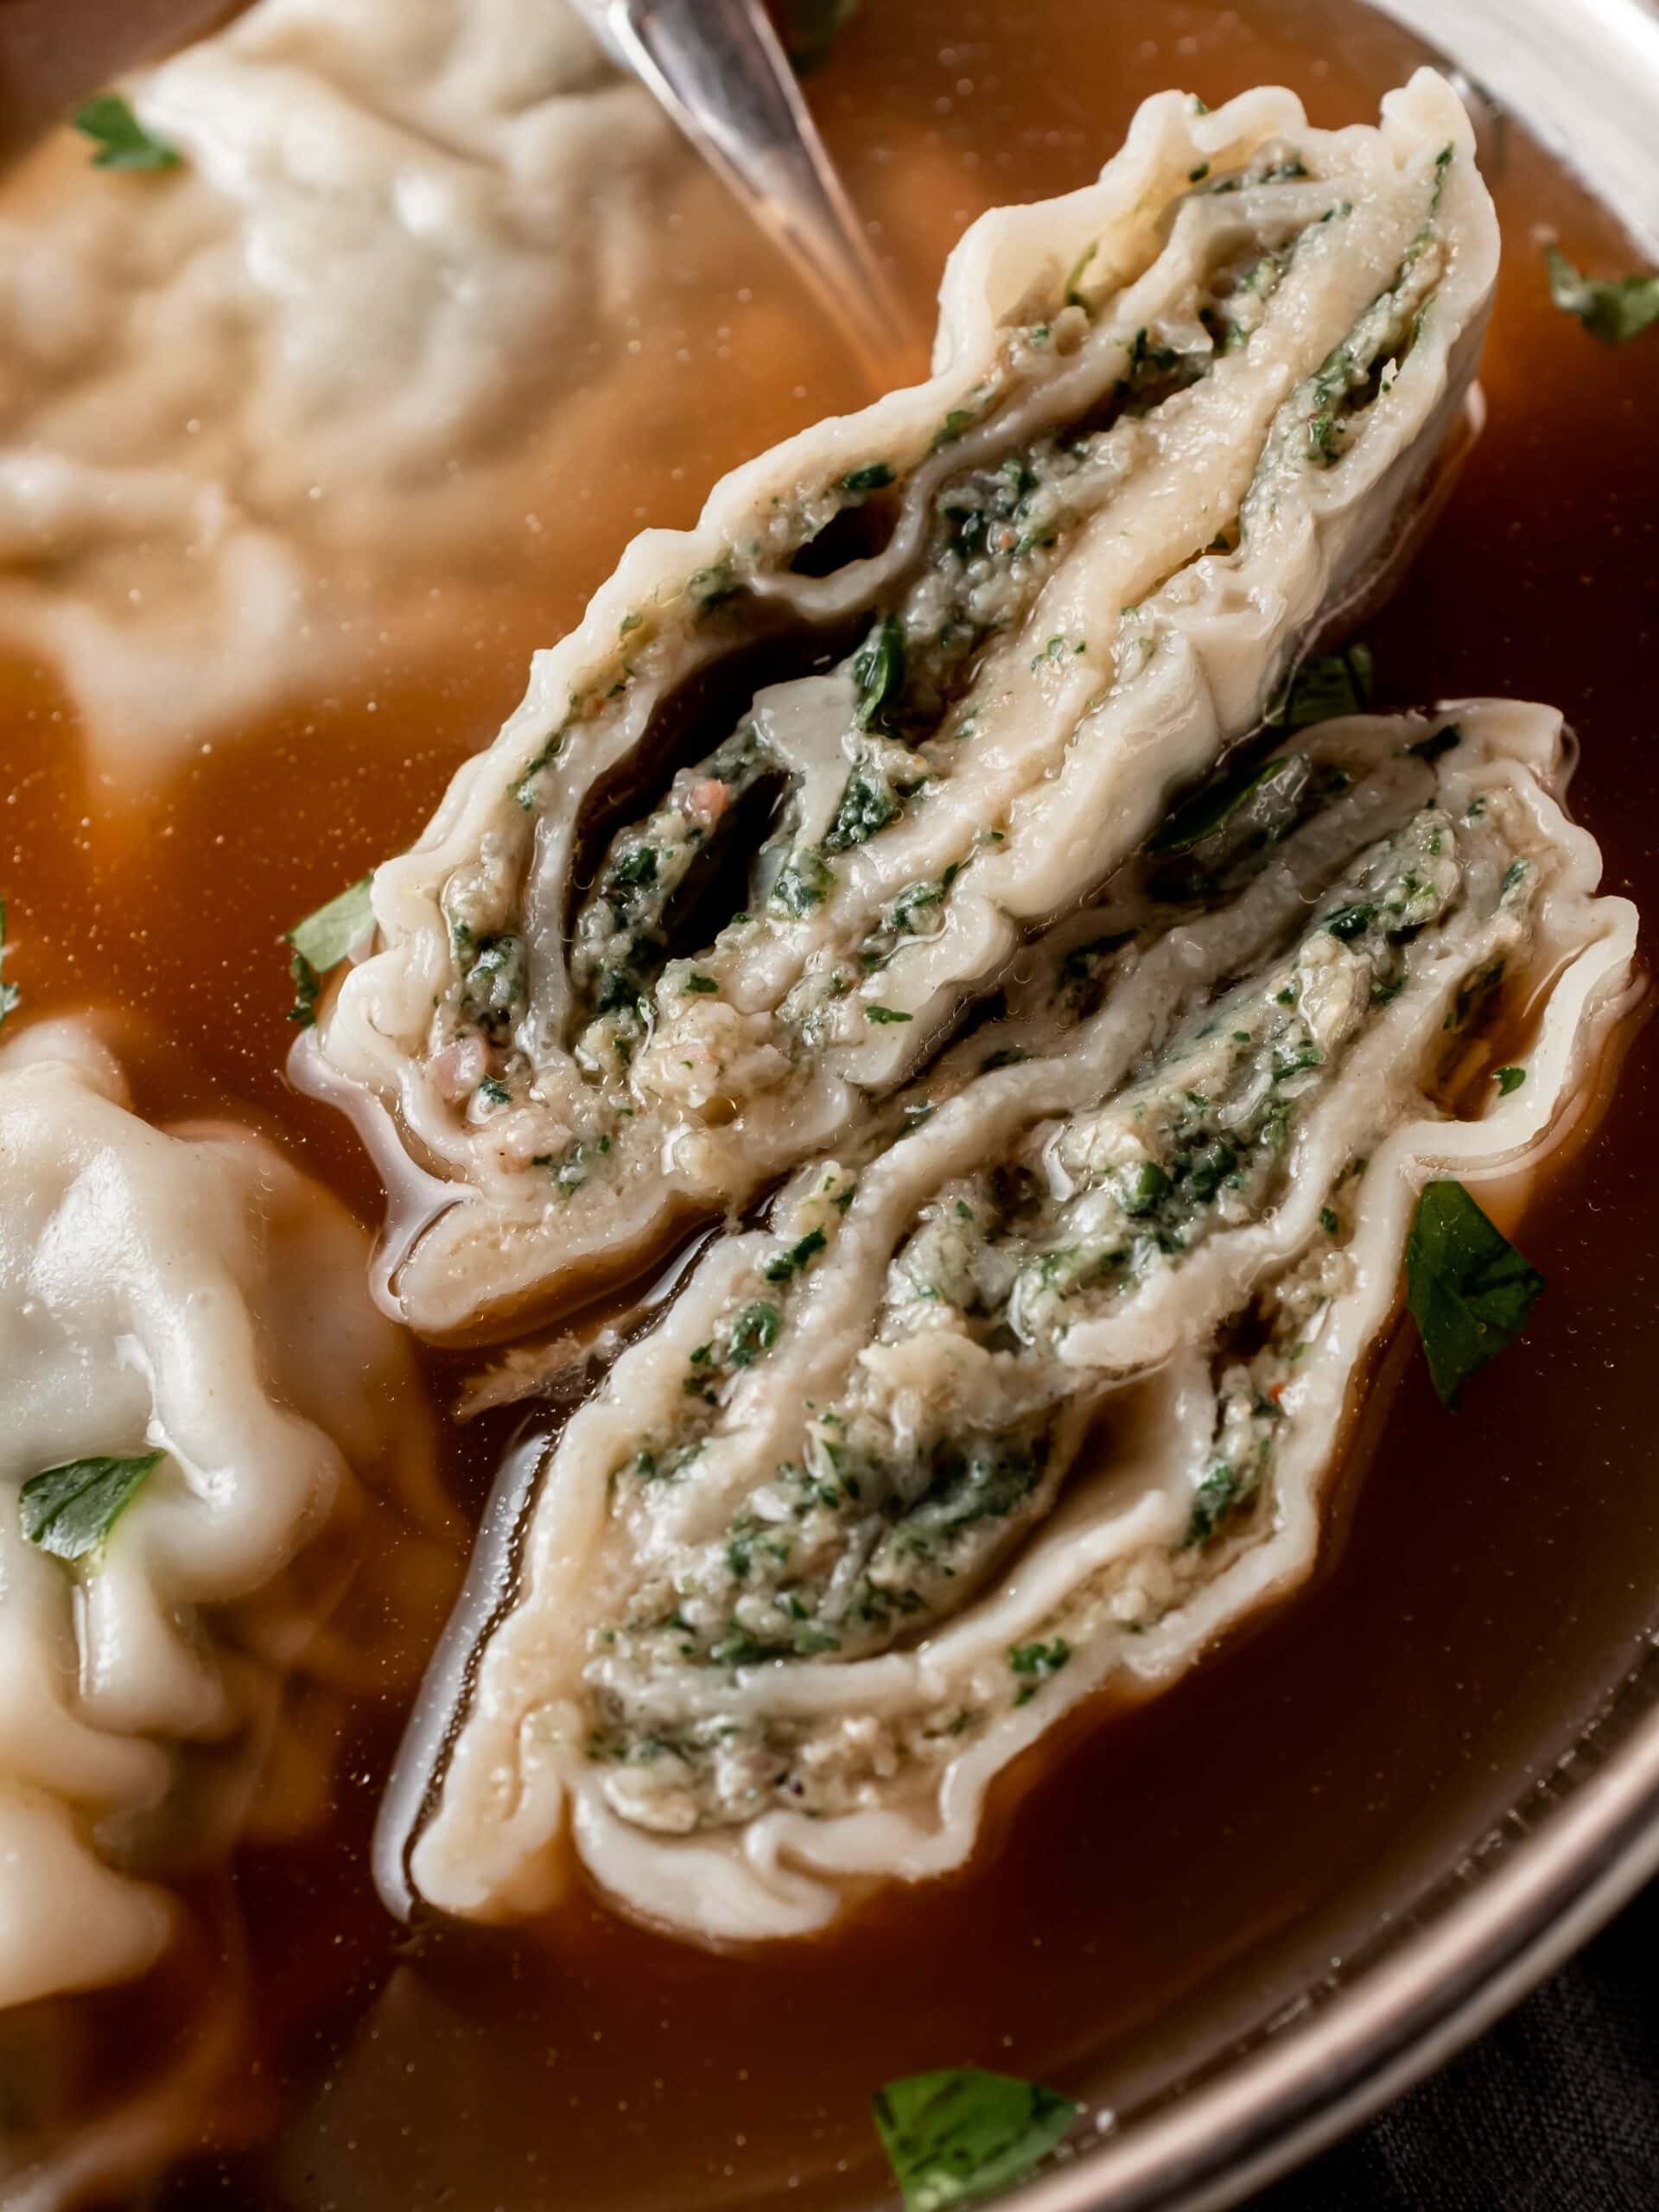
[285,874,373,1027]
[1494,1065,1526,1096]
[825,770,899,850]
[73,94,181,172]
[934,407,979,449]
[612,844,658,889]
[1008,1638,1071,1705]
[770,849,833,917]
[1544,245,1659,348]
[852,613,906,731]
[727,1301,783,1368]
[1064,239,1099,308]
[683,972,720,994]
[872,2068,1077,2211]
[764,1227,827,1283]
[1322,902,1375,943]
[867,1004,912,1023]
[842,461,894,493]
[1406,1179,1545,1408]
[1030,634,1084,674]
[20,1452,162,1561]
[513,732,564,810]
[1185,1461,1244,1547]
[687,562,741,613]
[536,1137,606,1192]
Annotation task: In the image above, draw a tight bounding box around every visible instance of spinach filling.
[560,197,1370,1046]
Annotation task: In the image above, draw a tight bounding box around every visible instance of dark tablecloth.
[1254,1877,1659,2210]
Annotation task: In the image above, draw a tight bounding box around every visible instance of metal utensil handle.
[573,0,915,384]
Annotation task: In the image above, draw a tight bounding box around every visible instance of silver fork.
[567,0,917,384]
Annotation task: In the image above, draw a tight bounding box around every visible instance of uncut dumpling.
[403,702,1637,1941]
[309,68,1499,1336]
[0,1021,451,2011]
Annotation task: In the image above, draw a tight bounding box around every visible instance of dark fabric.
[1254,1878,1659,2211]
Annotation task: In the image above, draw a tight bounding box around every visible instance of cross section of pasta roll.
[399,700,1638,1941]
[305,70,1501,1337]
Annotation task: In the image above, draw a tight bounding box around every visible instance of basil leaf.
[1544,245,1659,349]
[21,1452,163,1560]
[73,94,181,172]
[1269,641,1375,730]
[853,613,906,731]
[872,2068,1077,2210]
[1406,1179,1544,1408]
[0,898,19,1030]
[1148,752,1301,856]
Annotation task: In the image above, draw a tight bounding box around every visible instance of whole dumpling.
[0,0,682,774]
[0,1019,452,2012]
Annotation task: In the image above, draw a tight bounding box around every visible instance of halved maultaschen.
[306,69,1500,1337]
[403,700,1637,1940]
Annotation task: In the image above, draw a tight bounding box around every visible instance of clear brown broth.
[3,0,1659,2204]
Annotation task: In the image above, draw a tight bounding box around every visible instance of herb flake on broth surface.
[1406,1179,1545,1406]
[1543,245,1659,348]
[872,2068,1078,2211]
[73,93,183,173]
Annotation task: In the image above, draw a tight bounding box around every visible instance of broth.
[3,1,1657,2206]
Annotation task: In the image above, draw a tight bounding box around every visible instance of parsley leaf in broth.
[1544,245,1659,348]
[1406,1179,1545,1408]
[285,875,374,1028]
[21,1452,163,1561]
[73,94,182,172]
[872,2068,1078,2210]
